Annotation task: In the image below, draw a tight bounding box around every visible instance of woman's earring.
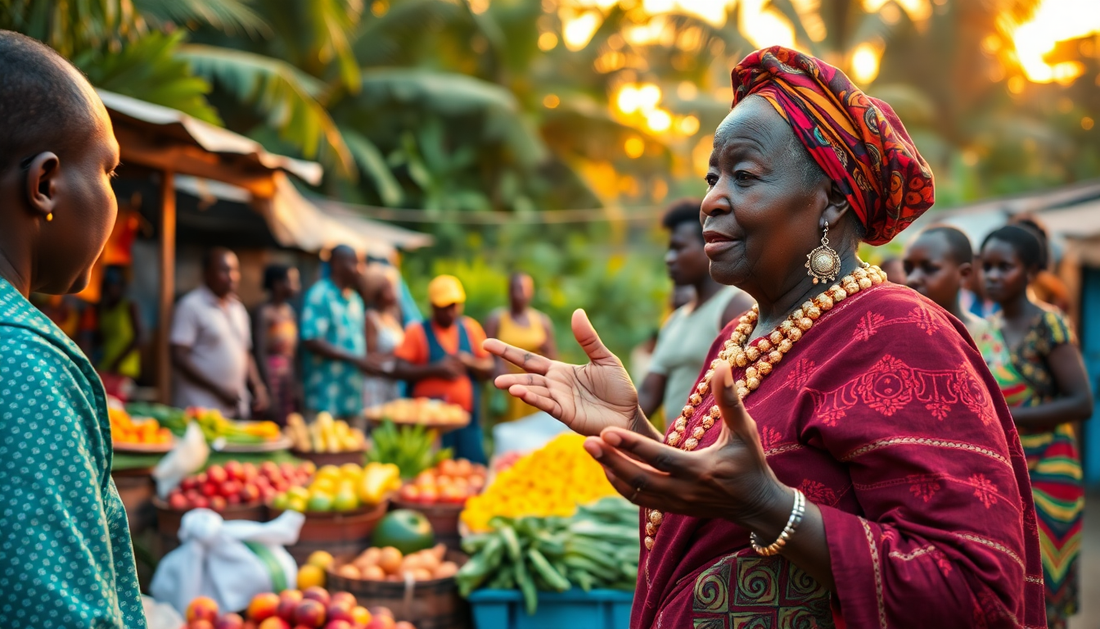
[806,221,841,284]
[45,212,53,222]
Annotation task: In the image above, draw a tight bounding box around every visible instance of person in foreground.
[0,30,146,628]
[903,225,996,357]
[486,46,1043,628]
[981,225,1093,628]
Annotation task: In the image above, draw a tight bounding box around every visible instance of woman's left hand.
[584,361,791,527]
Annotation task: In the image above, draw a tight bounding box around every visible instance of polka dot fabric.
[0,278,147,628]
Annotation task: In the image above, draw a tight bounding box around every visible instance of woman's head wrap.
[731,46,934,245]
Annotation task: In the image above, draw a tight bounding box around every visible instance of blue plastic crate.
[468,589,634,629]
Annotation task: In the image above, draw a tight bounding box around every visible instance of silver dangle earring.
[806,221,841,284]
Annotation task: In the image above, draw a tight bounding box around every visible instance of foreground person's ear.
[23,151,60,222]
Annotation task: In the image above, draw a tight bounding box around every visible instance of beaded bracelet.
[750,489,806,557]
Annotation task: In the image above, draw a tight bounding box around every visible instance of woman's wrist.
[738,480,797,543]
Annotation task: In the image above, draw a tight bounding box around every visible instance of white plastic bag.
[153,422,209,498]
[150,508,305,614]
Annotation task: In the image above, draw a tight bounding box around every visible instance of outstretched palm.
[483,310,639,437]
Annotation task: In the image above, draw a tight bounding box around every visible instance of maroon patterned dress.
[633,283,1045,629]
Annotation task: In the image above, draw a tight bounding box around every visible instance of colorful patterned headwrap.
[731,46,934,246]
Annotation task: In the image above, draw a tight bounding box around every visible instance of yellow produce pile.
[460,433,617,532]
[286,412,367,452]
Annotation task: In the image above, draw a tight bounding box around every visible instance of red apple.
[363,620,387,629]
[195,472,209,485]
[260,487,277,503]
[257,618,290,629]
[279,590,304,603]
[255,475,272,488]
[279,462,297,478]
[397,485,420,503]
[293,599,326,627]
[207,464,228,485]
[221,480,242,498]
[202,482,219,498]
[227,494,242,506]
[417,486,438,503]
[215,612,245,629]
[260,461,280,477]
[239,484,260,504]
[187,596,219,622]
[301,587,330,607]
[169,492,189,510]
[329,592,357,609]
[210,496,227,512]
[192,496,210,510]
[191,621,215,629]
[242,462,258,482]
[225,460,245,481]
[276,597,299,623]
[246,592,279,621]
[323,622,352,629]
[181,476,198,491]
[324,602,354,624]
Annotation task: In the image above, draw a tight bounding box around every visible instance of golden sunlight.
[851,42,881,84]
[563,11,603,50]
[1008,0,1100,83]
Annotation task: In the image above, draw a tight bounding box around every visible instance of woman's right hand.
[483,309,641,437]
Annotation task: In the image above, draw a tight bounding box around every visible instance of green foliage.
[76,31,222,124]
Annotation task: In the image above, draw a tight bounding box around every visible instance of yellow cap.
[428,275,466,307]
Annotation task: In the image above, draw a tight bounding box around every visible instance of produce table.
[111,448,302,472]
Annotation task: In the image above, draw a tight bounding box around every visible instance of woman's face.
[981,238,1031,305]
[700,97,829,297]
[379,280,397,307]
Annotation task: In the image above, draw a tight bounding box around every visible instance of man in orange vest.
[391,275,493,463]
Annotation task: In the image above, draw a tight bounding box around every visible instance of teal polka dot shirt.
[0,278,147,628]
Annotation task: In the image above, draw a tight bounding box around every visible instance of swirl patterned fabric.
[731,46,934,245]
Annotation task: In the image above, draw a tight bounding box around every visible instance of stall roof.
[897,178,1100,246]
[98,89,322,194]
[174,174,433,256]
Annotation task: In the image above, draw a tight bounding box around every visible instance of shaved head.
[0,30,98,174]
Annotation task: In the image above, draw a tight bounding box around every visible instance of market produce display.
[366,421,451,479]
[269,463,399,513]
[396,459,486,505]
[456,498,639,614]
[371,510,436,555]
[460,433,617,532]
[364,398,468,427]
[286,412,367,453]
[166,461,313,512]
[110,406,173,448]
[225,587,412,629]
[334,543,457,583]
[126,402,283,446]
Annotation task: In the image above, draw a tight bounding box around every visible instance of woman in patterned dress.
[486,46,1044,628]
[0,31,147,628]
[980,224,1094,629]
[254,264,301,425]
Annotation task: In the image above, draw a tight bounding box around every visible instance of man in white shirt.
[170,248,269,417]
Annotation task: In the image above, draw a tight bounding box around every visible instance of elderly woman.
[486,47,1043,628]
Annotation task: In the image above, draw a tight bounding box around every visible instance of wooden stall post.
[157,170,176,404]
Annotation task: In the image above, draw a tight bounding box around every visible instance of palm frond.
[134,0,269,37]
[353,0,467,66]
[178,44,356,177]
[341,127,405,205]
[76,31,221,124]
[0,0,143,56]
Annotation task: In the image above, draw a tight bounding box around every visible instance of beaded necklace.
[643,263,887,552]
